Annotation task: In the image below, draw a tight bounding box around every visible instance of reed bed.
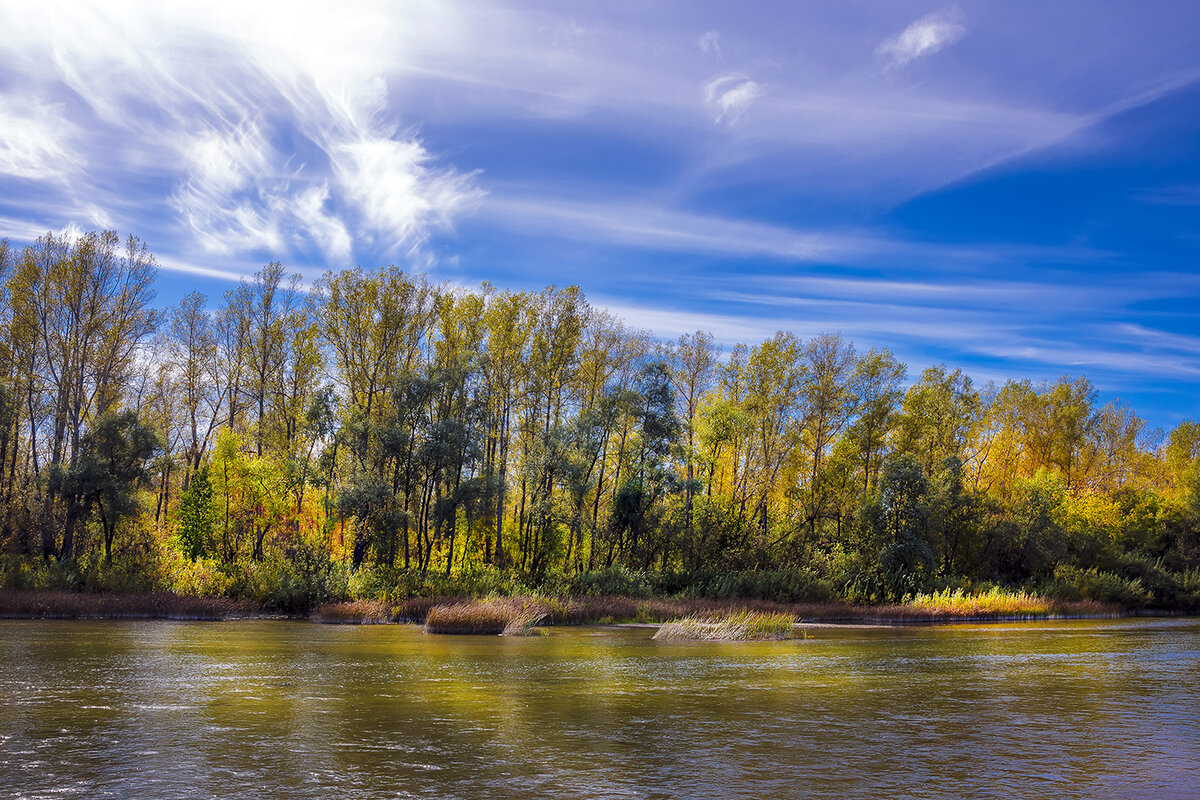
[423,598,548,635]
[905,588,1052,617]
[548,592,1119,625]
[0,590,258,620]
[2,588,1120,626]
[313,600,397,624]
[653,610,797,641]
[877,589,1115,622]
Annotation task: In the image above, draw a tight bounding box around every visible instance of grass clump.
[423,598,548,635]
[313,599,396,624]
[652,609,796,641]
[905,587,1054,617]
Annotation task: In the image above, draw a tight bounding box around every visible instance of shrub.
[169,556,234,597]
[230,549,347,613]
[565,566,653,597]
[1047,565,1150,608]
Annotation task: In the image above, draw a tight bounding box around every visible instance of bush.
[229,549,347,613]
[564,566,653,597]
[1046,565,1150,608]
[690,569,837,604]
[168,556,234,597]
[347,565,534,602]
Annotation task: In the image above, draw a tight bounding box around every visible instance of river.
[1,618,1197,799]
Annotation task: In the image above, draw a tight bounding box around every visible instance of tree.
[896,365,981,476]
[871,454,936,599]
[59,411,162,564]
[12,231,158,558]
[798,332,859,538]
[845,348,905,494]
[668,331,720,549]
[176,463,217,561]
[167,291,222,480]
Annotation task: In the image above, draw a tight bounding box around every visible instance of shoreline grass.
[0,588,1127,626]
[653,610,796,641]
[0,589,259,620]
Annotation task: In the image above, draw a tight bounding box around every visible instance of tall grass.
[905,588,1053,617]
[889,587,1114,620]
[423,598,548,635]
[653,610,796,641]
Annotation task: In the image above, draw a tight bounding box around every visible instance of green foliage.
[168,556,234,597]
[175,465,217,561]
[55,411,162,563]
[564,565,654,597]
[680,569,837,604]
[3,229,1198,614]
[230,548,347,613]
[1046,565,1150,608]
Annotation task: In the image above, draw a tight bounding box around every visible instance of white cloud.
[334,135,484,255]
[697,31,720,56]
[595,299,797,346]
[704,76,764,124]
[877,13,966,68]
[485,195,856,261]
[482,193,1105,268]
[0,95,77,180]
[292,185,353,264]
[0,0,482,263]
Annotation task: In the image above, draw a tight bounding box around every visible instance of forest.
[0,230,1198,611]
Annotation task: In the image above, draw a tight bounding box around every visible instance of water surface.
[1,618,1197,799]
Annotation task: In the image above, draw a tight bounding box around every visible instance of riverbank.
[0,590,262,620]
[0,589,1127,625]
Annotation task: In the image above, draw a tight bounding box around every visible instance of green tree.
[59,411,162,564]
[176,463,217,561]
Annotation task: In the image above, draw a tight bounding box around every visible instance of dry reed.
[0,590,258,620]
[653,609,797,641]
[423,598,549,635]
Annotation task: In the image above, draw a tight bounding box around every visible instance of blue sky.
[1,1,1199,428]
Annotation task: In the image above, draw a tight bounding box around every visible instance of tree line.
[1,230,1198,606]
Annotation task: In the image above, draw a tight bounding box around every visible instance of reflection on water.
[1,618,1197,799]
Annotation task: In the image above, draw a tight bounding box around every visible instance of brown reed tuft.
[423,598,549,635]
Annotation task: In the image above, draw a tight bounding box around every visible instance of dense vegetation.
[1,230,1198,612]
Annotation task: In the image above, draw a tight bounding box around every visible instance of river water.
[0,618,1197,799]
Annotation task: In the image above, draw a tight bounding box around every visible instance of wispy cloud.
[334,136,484,256]
[484,195,860,261]
[482,191,1110,268]
[704,76,764,124]
[1,1,1198,424]
[877,12,966,69]
[0,0,483,264]
[0,95,78,181]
